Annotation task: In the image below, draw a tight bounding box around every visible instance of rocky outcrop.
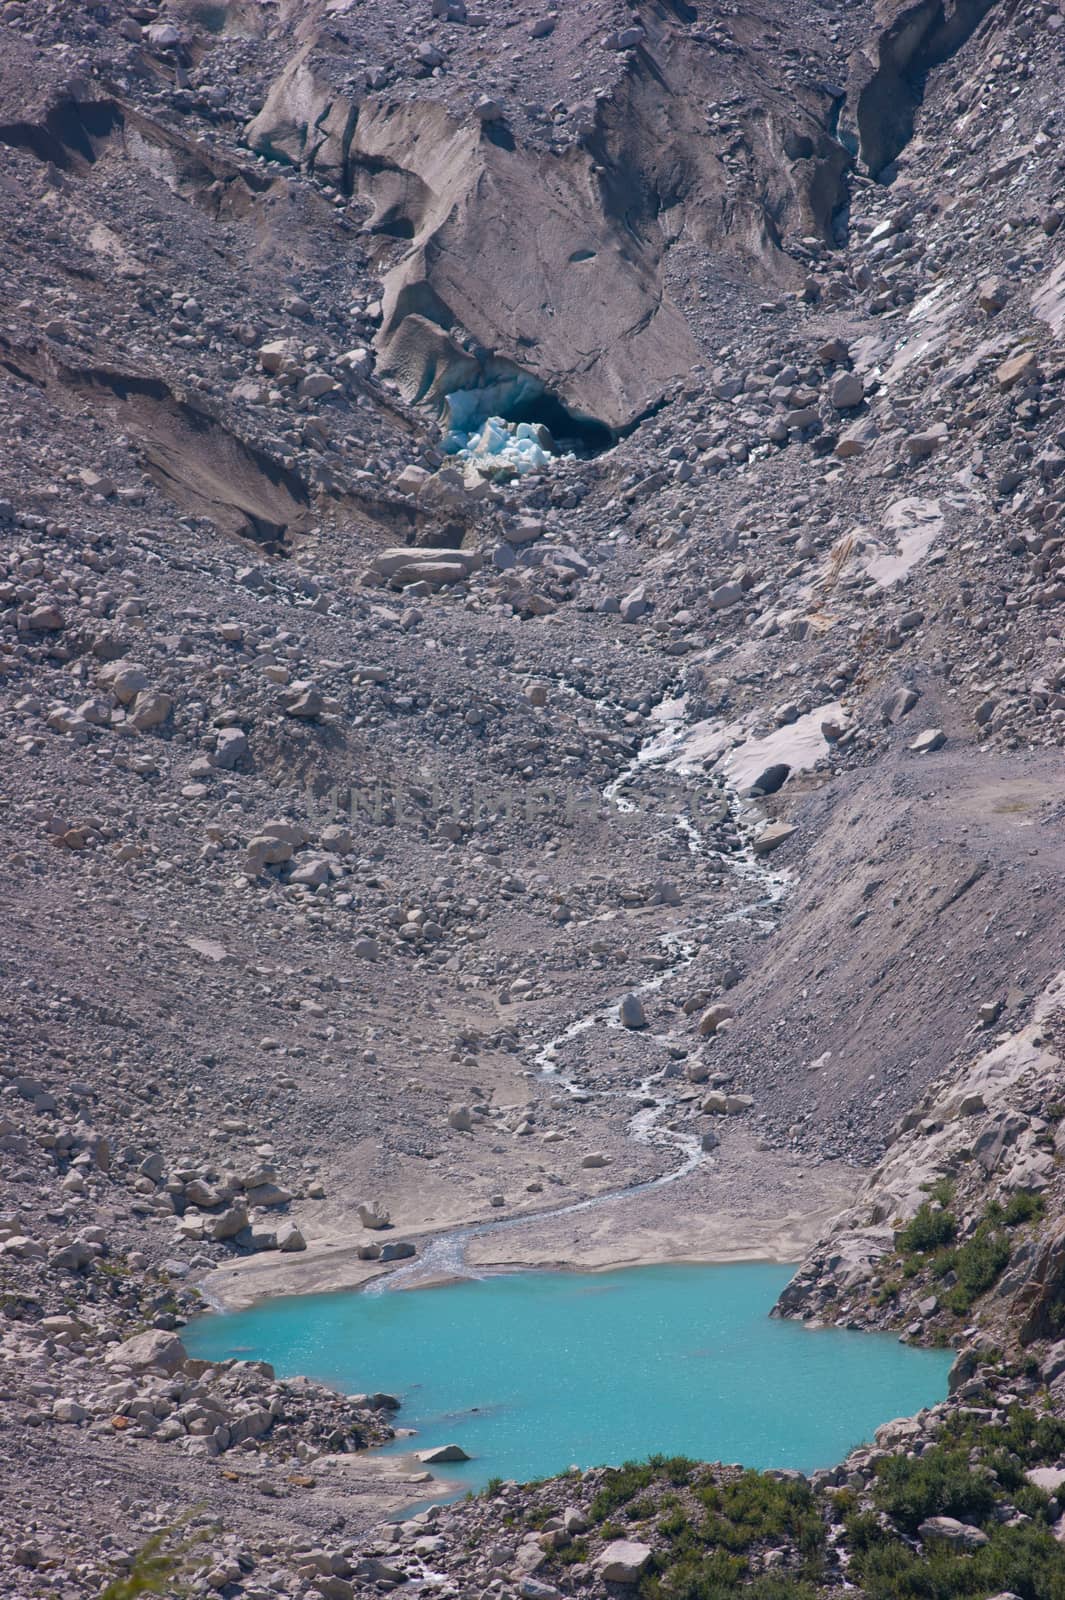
[1014,1222,1065,1344]
[244,41,356,187]
[776,971,1065,1331]
[344,92,699,434]
[847,0,1000,176]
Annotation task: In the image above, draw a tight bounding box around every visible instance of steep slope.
[2,0,1065,1594]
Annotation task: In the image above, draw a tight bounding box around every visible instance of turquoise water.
[185,1264,952,1495]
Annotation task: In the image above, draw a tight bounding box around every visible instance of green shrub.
[739,1582,819,1600]
[945,1404,1065,1469]
[589,1462,659,1522]
[898,1204,957,1255]
[844,1509,893,1554]
[941,1221,1011,1313]
[639,1547,747,1600]
[658,1504,695,1540]
[589,1456,697,1522]
[851,1518,1065,1600]
[694,1473,824,1571]
[640,1562,817,1600]
[1002,1190,1046,1227]
[552,1536,588,1567]
[872,1446,997,1534]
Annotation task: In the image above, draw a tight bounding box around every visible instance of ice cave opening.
[441,375,613,479]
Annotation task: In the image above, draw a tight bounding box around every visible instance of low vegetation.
[841,1406,1065,1600]
[520,1403,1065,1600]
[847,1518,1065,1600]
[570,1456,827,1599]
[884,1189,1046,1318]
[897,1200,958,1257]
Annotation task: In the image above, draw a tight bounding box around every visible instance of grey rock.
[752,822,796,855]
[596,1541,652,1582]
[105,1331,188,1374]
[918,1517,988,1550]
[379,1240,417,1261]
[416,1443,470,1462]
[210,1205,249,1241]
[909,727,946,754]
[829,371,864,409]
[619,992,648,1029]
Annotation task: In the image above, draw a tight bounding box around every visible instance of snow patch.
[722,703,842,792]
[864,497,944,587]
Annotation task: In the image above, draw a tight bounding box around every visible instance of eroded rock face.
[776,973,1065,1335]
[1013,1222,1065,1345]
[345,93,698,433]
[245,41,356,184]
[846,0,999,176]
[242,2,853,432]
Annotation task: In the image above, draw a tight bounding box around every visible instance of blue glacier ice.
[441,380,569,478]
[444,415,557,476]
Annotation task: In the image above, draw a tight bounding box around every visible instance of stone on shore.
[416,1443,471,1463]
[596,1541,653,1582]
[379,1240,416,1261]
[105,1330,188,1374]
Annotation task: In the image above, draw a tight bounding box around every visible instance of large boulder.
[917,1517,988,1551]
[105,1330,188,1375]
[128,690,173,731]
[752,822,797,856]
[379,1240,416,1262]
[697,1003,734,1036]
[368,547,482,590]
[210,1205,249,1241]
[276,1222,306,1253]
[596,1541,653,1583]
[619,993,648,1030]
[416,1443,470,1463]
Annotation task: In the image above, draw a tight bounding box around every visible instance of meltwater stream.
[371,685,792,1293]
[185,1264,953,1496]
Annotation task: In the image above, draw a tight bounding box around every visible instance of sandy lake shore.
[201,1134,858,1311]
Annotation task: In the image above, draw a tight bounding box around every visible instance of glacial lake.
[185,1263,953,1495]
